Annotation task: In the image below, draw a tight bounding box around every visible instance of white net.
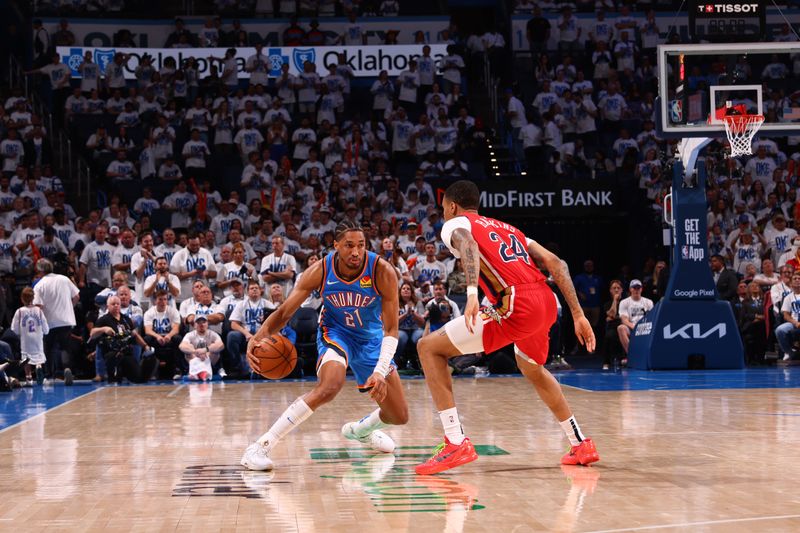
[723,114,765,158]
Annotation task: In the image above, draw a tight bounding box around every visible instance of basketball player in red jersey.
[415,180,599,475]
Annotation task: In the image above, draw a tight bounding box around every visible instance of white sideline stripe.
[167,384,186,397]
[585,514,800,533]
[0,387,102,434]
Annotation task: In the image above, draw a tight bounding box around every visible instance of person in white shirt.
[233,120,264,164]
[770,266,794,321]
[170,232,217,302]
[106,150,137,182]
[154,228,182,265]
[25,53,71,112]
[744,146,778,187]
[0,128,24,174]
[617,279,654,354]
[777,272,800,361]
[291,117,317,162]
[209,200,244,245]
[764,214,797,265]
[143,290,183,379]
[370,71,394,115]
[179,316,224,381]
[296,61,321,117]
[397,60,420,111]
[79,225,116,291]
[260,235,296,298]
[227,283,275,373]
[144,256,181,308]
[32,258,80,384]
[78,52,100,94]
[181,129,210,178]
[440,46,464,93]
[12,287,49,387]
[162,181,196,229]
[275,64,298,112]
[112,228,139,288]
[413,243,448,285]
[218,242,259,297]
[246,43,270,87]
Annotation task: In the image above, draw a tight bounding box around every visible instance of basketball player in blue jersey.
[241,220,408,471]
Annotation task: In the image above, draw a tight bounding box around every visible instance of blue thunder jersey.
[318,251,384,343]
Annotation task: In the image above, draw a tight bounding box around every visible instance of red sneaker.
[415,437,478,475]
[561,438,599,466]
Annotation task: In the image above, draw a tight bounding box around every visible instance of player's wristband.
[375,336,398,378]
[467,286,478,298]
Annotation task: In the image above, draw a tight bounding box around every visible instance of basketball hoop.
[722,114,765,158]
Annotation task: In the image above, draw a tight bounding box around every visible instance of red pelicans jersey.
[441,213,546,304]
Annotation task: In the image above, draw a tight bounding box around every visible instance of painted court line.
[167,384,187,397]
[585,513,800,532]
[0,387,101,435]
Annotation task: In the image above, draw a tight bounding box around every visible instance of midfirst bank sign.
[57,44,447,79]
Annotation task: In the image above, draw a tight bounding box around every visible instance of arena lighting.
[491,158,497,162]
[520,171,527,176]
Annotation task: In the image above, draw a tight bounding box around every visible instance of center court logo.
[293,48,316,71]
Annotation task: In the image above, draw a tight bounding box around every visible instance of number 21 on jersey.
[489,232,530,264]
[344,309,363,328]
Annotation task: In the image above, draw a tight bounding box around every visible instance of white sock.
[351,408,388,438]
[439,407,465,445]
[257,398,314,451]
[559,415,585,447]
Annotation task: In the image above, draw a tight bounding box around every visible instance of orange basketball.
[250,334,298,379]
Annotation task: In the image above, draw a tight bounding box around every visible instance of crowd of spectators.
[505,3,800,367]
[34,0,412,18]
[0,11,489,387]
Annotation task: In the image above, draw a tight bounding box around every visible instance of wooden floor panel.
[2,379,800,532]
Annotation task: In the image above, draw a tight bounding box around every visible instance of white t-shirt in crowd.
[32,273,79,328]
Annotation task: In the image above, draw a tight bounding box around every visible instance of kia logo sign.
[663,323,727,340]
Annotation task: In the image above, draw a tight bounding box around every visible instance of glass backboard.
[657,42,800,138]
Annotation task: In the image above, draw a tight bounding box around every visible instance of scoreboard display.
[688,1,766,42]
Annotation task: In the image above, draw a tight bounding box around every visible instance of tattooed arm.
[450,228,481,333]
[527,238,597,352]
[450,228,480,288]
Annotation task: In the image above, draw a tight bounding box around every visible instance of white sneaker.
[783,354,792,361]
[241,442,274,471]
[218,368,227,378]
[341,422,396,453]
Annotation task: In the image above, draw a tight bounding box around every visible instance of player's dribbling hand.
[574,315,596,353]
[246,338,261,370]
[464,295,479,334]
[364,372,387,403]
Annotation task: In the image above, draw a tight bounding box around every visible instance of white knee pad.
[317,348,347,373]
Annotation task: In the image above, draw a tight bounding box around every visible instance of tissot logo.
[696,3,760,14]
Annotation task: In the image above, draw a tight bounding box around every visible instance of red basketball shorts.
[444,282,558,365]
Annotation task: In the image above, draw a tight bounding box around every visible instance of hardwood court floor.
[1,377,800,532]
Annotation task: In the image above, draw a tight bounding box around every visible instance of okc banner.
[43,17,451,48]
[431,180,616,218]
[56,44,447,79]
